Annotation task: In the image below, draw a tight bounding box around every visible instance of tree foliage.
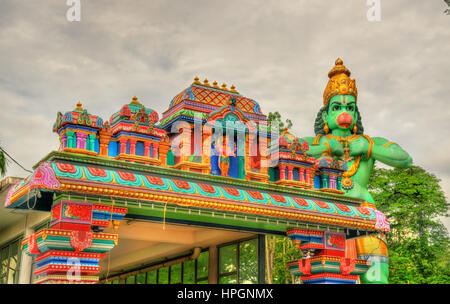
[0,149,6,177]
[266,235,302,284]
[267,111,293,131]
[368,165,450,284]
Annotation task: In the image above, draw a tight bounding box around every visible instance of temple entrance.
[97,220,265,284]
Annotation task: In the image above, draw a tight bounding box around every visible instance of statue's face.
[323,95,357,132]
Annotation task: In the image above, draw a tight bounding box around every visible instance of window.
[116,249,209,284]
[0,238,22,284]
[218,237,259,284]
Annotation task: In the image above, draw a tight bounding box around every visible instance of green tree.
[267,111,292,131]
[368,165,450,284]
[266,236,302,284]
[0,149,7,177]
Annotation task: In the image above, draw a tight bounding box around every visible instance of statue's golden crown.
[323,58,358,106]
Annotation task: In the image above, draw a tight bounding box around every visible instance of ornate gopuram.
[4,59,410,284]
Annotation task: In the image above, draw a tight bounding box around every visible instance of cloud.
[0,0,449,230]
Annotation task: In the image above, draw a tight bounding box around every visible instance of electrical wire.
[0,146,33,174]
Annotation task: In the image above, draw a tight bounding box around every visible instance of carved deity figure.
[303,58,412,283]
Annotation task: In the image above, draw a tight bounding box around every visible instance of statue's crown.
[323,58,358,106]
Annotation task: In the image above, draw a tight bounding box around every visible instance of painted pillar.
[279,165,286,181]
[337,176,342,190]
[305,169,310,184]
[119,138,128,155]
[159,138,171,166]
[99,130,112,156]
[77,133,88,149]
[129,139,137,155]
[61,133,67,149]
[21,199,127,284]
[66,131,75,149]
[287,166,294,181]
[329,175,337,189]
[144,142,151,158]
[286,229,370,284]
[309,170,316,187]
[88,134,96,151]
[18,215,33,284]
[321,174,329,188]
[153,143,159,159]
[299,167,305,183]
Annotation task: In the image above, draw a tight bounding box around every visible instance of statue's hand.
[328,138,344,156]
[349,137,369,157]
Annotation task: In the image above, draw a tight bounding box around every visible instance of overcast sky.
[0,0,449,230]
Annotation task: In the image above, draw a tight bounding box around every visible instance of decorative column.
[61,133,67,150]
[21,199,127,284]
[287,166,294,181]
[279,164,286,181]
[129,138,137,155]
[329,175,337,189]
[286,229,370,284]
[119,138,128,154]
[153,143,159,159]
[321,174,329,189]
[77,133,88,150]
[66,131,75,149]
[337,176,342,190]
[159,137,171,166]
[309,170,316,187]
[305,169,310,184]
[87,134,96,151]
[144,142,151,158]
[299,167,305,183]
[99,129,112,157]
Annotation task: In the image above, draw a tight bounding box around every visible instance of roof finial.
[212,81,220,89]
[203,78,210,86]
[221,83,228,91]
[131,96,141,105]
[230,85,238,93]
[193,76,201,84]
[76,101,83,111]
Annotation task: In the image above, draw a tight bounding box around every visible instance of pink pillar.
[279,165,286,180]
[305,169,310,184]
[287,166,293,181]
[144,142,151,157]
[129,139,137,155]
[153,143,159,159]
[329,175,337,189]
[76,133,87,149]
[299,168,305,182]
[119,138,128,154]
[61,133,67,149]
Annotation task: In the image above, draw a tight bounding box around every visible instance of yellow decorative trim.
[273,179,312,189]
[319,188,346,195]
[360,201,376,209]
[172,161,211,174]
[58,182,377,230]
[245,170,269,183]
[63,148,98,156]
[115,153,161,166]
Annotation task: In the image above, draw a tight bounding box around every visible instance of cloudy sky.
[0,1,449,229]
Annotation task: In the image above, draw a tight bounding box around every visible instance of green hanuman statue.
[303,58,412,283]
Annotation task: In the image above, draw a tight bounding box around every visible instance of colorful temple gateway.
[1,59,412,284]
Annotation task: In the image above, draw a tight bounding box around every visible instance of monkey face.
[322,94,358,132]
